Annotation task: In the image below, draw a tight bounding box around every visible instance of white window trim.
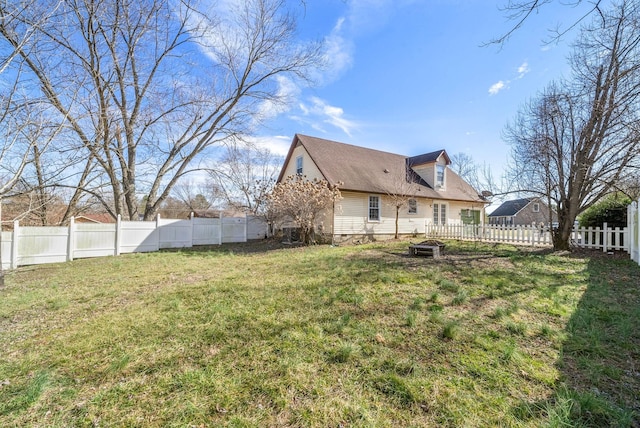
[433,202,448,225]
[368,195,381,222]
[532,202,540,213]
[408,198,417,215]
[295,155,303,175]
[436,164,446,188]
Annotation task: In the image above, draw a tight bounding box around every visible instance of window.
[532,202,540,213]
[433,203,447,225]
[436,164,445,187]
[408,199,417,214]
[296,155,303,175]
[368,196,380,221]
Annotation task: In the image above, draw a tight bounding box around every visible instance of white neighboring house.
[276,134,488,243]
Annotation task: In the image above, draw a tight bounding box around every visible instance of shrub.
[579,193,631,228]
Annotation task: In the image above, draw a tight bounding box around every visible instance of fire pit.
[408,240,445,258]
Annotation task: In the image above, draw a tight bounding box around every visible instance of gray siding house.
[488,197,556,226]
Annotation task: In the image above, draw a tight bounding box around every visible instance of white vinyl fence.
[1,214,268,270]
[629,201,640,265]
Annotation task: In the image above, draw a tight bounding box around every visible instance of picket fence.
[425,223,628,250]
[1,213,268,270]
[426,200,640,268]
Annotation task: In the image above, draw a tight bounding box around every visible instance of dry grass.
[1,239,638,427]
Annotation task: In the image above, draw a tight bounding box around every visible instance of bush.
[579,193,631,228]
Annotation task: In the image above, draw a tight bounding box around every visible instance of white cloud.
[255,76,301,122]
[319,19,355,83]
[487,60,530,96]
[249,135,292,157]
[488,81,506,95]
[295,96,359,136]
[517,62,530,78]
[312,97,358,136]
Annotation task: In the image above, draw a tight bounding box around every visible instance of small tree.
[382,165,421,239]
[267,176,341,244]
[209,143,281,215]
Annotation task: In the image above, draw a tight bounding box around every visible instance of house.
[488,197,556,226]
[276,134,488,243]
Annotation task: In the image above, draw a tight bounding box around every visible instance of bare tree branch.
[487,0,605,46]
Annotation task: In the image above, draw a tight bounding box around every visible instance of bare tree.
[172,179,222,214]
[209,142,282,215]
[0,0,322,221]
[450,153,478,185]
[615,175,640,200]
[450,152,501,200]
[490,0,606,45]
[506,1,640,250]
[266,176,341,244]
[381,165,422,239]
[0,1,65,285]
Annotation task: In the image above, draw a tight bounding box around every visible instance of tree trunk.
[395,206,399,239]
[552,214,574,251]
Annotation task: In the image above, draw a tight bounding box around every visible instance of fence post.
[68,217,76,261]
[632,199,640,264]
[602,222,608,253]
[636,201,640,263]
[627,201,636,260]
[10,220,19,269]
[219,213,223,245]
[244,213,248,243]
[115,214,122,256]
[190,212,195,247]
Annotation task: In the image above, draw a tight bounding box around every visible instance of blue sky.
[253,0,590,181]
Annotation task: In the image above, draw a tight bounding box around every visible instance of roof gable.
[277,134,486,203]
[408,150,451,167]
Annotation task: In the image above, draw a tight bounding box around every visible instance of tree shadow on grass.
[162,239,308,256]
[515,254,640,427]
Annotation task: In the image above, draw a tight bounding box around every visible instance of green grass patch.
[1,240,638,426]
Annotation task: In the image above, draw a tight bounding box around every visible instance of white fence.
[425,222,631,253]
[629,201,640,265]
[1,214,268,270]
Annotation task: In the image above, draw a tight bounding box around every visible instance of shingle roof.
[279,134,485,203]
[408,151,450,166]
[488,198,532,217]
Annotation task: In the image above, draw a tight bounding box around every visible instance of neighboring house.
[276,134,488,243]
[488,197,556,226]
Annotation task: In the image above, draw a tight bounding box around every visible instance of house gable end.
[277,134,328,183]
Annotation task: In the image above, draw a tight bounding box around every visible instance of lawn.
[1,240,639,427]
